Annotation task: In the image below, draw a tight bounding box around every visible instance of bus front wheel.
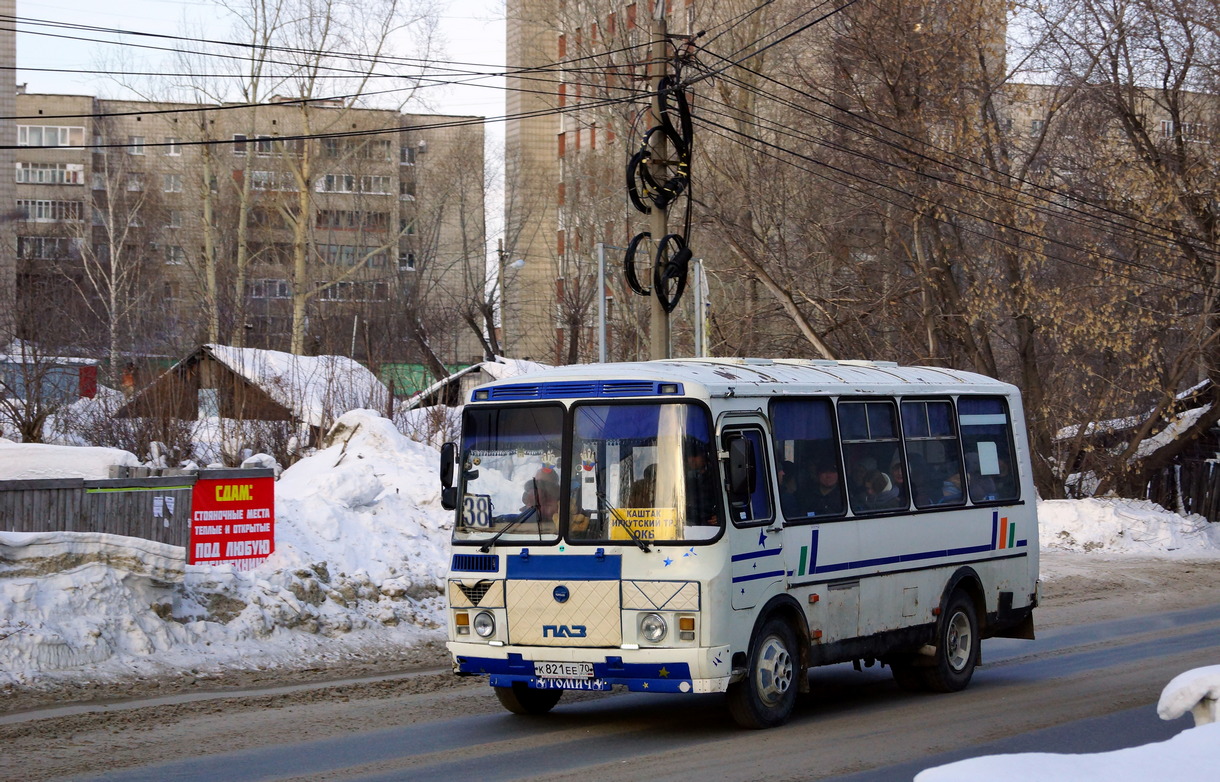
[923,591,978,693]
[727,617,799,729]
[494,682,563,715]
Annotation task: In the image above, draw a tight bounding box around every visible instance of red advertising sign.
[190,473,275,570]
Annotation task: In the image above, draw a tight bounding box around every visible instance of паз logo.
[542,624,587,638]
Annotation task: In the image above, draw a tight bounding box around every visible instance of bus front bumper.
[448,641,733,694]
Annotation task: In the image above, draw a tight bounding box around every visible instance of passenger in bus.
[846,457,877,507]
[629,464,657,507]
[939,470,964,504]
[684,444,720,525]
[778,461,799,511]
[521,471,561,528]
[804,462,844,516]
[863,470,901,510]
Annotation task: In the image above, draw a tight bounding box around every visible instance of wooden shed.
[115,344,390,441]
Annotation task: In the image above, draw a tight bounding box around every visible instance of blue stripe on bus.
[731,569,787,583]
[809,541,1011,575]
[730,548,783,562]
[505,554,622,580]
[990,510,999,550]
[457,654,691,684]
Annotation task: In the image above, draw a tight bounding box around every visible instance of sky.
[15,0,508,120]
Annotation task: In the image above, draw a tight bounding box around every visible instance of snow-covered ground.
[2,414,1219,779]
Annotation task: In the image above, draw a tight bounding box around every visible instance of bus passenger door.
[722,424,783,610]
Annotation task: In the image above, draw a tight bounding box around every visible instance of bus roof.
[469,358,1017,403]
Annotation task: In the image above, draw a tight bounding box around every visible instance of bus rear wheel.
[727,618,799,729]
[923,591,978,693]
[494,682,563,715]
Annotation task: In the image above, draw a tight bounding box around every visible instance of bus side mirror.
[440,442,457,511]
[728,437,756,500]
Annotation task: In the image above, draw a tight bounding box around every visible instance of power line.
[709,72,1215,265]
[692,112,1205,297]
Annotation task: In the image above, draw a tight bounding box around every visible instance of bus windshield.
[454,404,565,544]
[567,402,722,544]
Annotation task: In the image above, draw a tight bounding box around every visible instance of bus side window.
[770,398,844,520]
[902,399,964,509]
[723,429,773,525]
[840,400,909,514]
[958,396,1019,503]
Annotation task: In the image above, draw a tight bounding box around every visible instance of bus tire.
[923,591,978,693]
[494,683,563,715]
[727,617,799,729]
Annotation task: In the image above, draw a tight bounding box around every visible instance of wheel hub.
[755,635,794,705]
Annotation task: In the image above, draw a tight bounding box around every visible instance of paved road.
[79,605,1219,782]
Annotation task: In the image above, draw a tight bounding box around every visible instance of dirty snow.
[1039,498,1220,556]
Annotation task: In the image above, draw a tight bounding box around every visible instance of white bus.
[440,358,1038,728]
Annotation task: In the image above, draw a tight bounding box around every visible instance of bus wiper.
[478,507,536,553]
[596,491,650,553]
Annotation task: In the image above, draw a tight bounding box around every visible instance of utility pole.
[647,1,671,360]
[497,238,508,358]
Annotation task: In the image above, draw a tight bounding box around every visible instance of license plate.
[535,661,594,679]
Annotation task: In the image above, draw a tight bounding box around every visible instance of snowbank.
[0,410,448,687]
[919,667,1220,781]
[0,440,139,480]
[1159,666,1220,726]
[915,722,1220,782]
[1038,498,1220,557]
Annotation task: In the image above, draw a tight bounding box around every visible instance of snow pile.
[919,667,1220,781]
[1038,498,1220,556]
[271,409,451,588]
[0,532,186,672]
[0,410,449,687]
[915,723,1220,781]
[0,439,139,480]
[1159,666,1220,726]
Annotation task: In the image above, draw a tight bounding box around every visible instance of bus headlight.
[473,611,496,638]
[640,612,667,643]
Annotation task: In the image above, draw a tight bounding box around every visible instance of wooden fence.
[1147,461,1220,522]
[0,469,272,547]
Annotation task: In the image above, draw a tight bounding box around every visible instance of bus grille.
[506,580,621,647]
[452,554,499,573]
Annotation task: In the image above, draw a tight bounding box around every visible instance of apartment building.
[13,89,487,366]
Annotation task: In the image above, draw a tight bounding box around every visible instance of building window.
[128,136,146,155]
[16,162,85,185]
[17,236,76,260]
[399,180,415,201]
[126,173,145,191]
[167,210,182,229]
[255,135,274,155]
[249,278,291,299]
[233,134,248,155]
[18,125,86,147]
[165,137,182,156]
[163,173,184,193]
[1030,119,1045,135]
[164,245,186,265]
[398,251,416,271]
[400,145,417,165]
[250,170,294,191]
[16,200,84,222]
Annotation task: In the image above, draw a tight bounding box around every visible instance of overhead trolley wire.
[692,112,1208,297]
[707,72,1217,265]
[709,61,1220,265]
